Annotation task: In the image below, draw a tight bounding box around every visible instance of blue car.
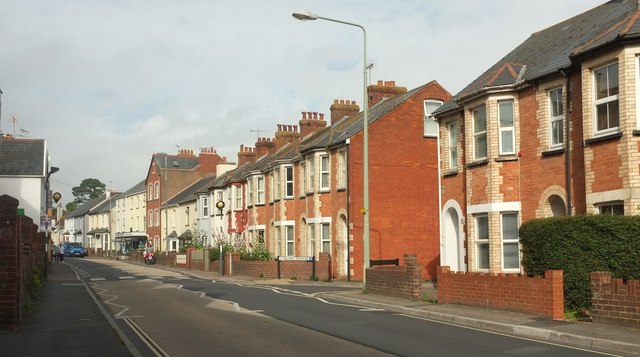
[63,242,87,257]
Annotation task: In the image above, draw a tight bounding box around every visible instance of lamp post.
[292,11,370,281]
[44,166,60,278]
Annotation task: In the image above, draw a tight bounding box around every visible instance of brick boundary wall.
[437,266,564,320]
[224,252,331,281]
[365,254,422,300]
[0,195,45,330]
[590,272,640,328]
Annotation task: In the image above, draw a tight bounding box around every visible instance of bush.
[520,214,640,311]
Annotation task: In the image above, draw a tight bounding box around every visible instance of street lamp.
[292,11,370,281]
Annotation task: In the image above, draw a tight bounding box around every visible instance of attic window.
[172,160,179,167]
[424,100,443,137]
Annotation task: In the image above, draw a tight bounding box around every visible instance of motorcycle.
[143,250,156,265]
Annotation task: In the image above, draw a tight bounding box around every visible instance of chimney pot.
[320,113,325,120]
[302,112,307,119]
[377,80,383,85]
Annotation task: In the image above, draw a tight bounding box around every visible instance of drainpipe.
[346,143,351,282]
[560,69,572,216]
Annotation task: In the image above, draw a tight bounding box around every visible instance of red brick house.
[212,80,451,281]
[434,0,640,273]
[145,148,226,251]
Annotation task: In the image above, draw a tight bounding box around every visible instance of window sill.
[585,131,622,145]
[336,187,347,192]
[318,189,330,193]
[443,169,458,177]
[466,159,489,168]
[542,148,565,157]
[495,155,518,162]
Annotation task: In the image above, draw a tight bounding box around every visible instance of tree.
[71,178,106,206]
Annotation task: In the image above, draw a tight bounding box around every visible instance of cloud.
[0,0,604,203]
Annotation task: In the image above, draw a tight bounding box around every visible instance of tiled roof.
[90,193,120,214]
[153,153,199,170]
[121,180,146,196]
[436,0,640,115]
[68,195,108,218]
[0,137,46,176]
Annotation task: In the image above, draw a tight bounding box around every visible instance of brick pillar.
[545,270,564,321]
[404,254,422,300]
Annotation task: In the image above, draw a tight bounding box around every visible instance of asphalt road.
[67,258,615,357]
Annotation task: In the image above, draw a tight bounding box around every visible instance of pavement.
[2,257,639,357]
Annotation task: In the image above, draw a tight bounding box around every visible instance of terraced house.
[434,0,640,273]
[202,80,451,281]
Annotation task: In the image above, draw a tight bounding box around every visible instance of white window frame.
[424,99,443,137]
[549,87,564,149]
[285,166,294,198]
[307,223,315,257]
[234,185,242,210]
[448,122,457,169]
[154,182,159,199]
[337,150,347,189]
[274,168,281,200]
[202,197,208,217]
[147,184,152,201]
[247,178,254,206]
[300,163,306,196]
[501,212,520,270]
[599,202,624,215]
[308,157,315,191]
[473,106,487,160]
[256,176,265,204]
[593,62,620,135]
[321,223,330,253]
[475,214,489,270]
[285,225,294,256]
[270,172,275,202]
[320,155,330,190]
[498,100,515,155]
[155,209,159,227]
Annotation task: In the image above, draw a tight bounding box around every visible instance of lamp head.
[292,11,318,21]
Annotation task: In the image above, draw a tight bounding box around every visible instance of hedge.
[520,214,640,311]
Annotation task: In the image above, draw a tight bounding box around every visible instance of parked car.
[63,242,87,257]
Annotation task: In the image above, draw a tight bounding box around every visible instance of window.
[549,88,564,148]
[257,176,265,204]
[234,185,242,209]
[424,100,443,137]
[154,182,159,199]
[599,203,624,215]
[308,224,315,257]
[476,215,489,270]
[147,184,152,201]
[308,157,315,191]
[337,150,347,189]
[502,213,519,270]
[321,223,330,253]
[320,155,330,190]
[247,178,254,205]
[154,209,159,227]
[285,166,294,198]
[594,62,619,133]
[285,225,294,256]
[498,100,515,155]
[184,207,190,226]
[473,106,487,160]
[270,172,275,202]
[202,197,208,217]
[448,122,457,169]
[300,163,306,195]
[274,168,281,200]
[148,210,152,227]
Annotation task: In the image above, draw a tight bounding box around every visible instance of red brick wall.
[224,252,331,281]
[437,266,564,320]
[0,195,45,330]
[365,254,422,300]
[590,271,640,328]
[349,81,452,281]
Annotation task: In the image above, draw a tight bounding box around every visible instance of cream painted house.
[114,180,147,254]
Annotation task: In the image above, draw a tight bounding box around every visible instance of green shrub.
[520,214,640,311]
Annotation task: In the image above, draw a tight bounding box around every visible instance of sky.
[0,0,605,205]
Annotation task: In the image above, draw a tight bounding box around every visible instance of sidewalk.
[0,261,135,357]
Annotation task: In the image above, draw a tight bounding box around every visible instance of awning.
[87,228,109,235]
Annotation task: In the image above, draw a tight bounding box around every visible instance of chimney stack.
[329,99,360,125]
[274,124,300,150]
[198,147,224,173]
[368,80,407,108]
[237,144,257,167]
[255,137,276,157]
[299,111,327,138]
